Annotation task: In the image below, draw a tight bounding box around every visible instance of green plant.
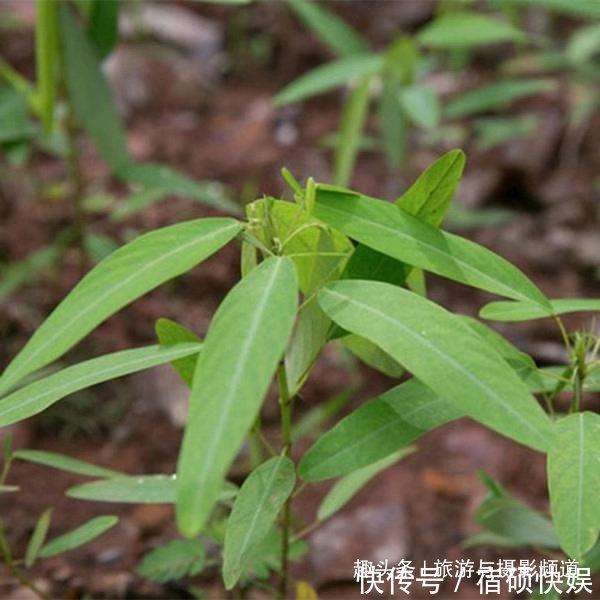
[1,149,600,597]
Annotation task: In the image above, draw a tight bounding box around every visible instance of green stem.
[277,363,292,599]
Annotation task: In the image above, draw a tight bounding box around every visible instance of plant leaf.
[137,538,205,583]
[14,449,122,478]
[480,298,600,322]
[25,508,53,568]
[399,84,440,130]
[39,515,118,557]
[341,335,404,378]
[334,75,372,187]
[88,0,120,59]
[317,448,413,521]
[299,377,462,481]
[314,186,550,309]
[286,0,369,57]
[0,218,240,394]
[176,257,298,536]
[59,3,130,170]
[155,319,201,387]
[318,280,553,452]
[548,412,600,558]
[418,12,526,49]
[0,343,201,426]
[274,54,382,106]
[222,456,295,590]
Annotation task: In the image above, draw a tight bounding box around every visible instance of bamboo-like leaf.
[176,257,298,536]
[25,508,53,568]
[299,378,462,481]
[0,218,239,394]
[286,0,369,57]
[68,475,238,504]
[317,448,413,521]
[274,54,382,106]
[548,412,600,558]
[222,456,295,589]
[314,187,550,309]
[14,449,122,478]
[318,280,553,452]
[155,319,201,387]
[39,515,118,557]
[480,298,600,322]
[334,75,372,187]
[0,343,202,426]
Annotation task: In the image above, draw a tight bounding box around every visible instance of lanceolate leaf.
[155,319,202,387]
[0,218,240,394]
[299,378,462,481]
[40,515,118,557]
[480,298,600,322]
[223,456,295,590]
[0,343,202,426]
[25,508,53,568]
[318,280,552,452]
[548,412,600,558]
[14,449,122,478]
[176,257,298,537]
[314,187,550,309]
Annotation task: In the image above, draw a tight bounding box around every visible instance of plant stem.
[277,362,292,599]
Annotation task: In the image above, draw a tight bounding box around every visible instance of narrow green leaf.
[334,75,372,187]
[418,12,526,49]
[0,343,201,426]
[68,475,238,504]
[0,218,240,394]
[138,538,205,583]
[222,456,295,590]
[117,162,239,214]
[481,298,600,322]
[88,0,120,59]
[59,3,130,170]
[317,448,413,522]
[398,149,466,227]
[399,84,440,130]
[14,449,122,478]
[445,79,556,119]
[567,23,600,63]
[40,515,118,557]
[155,319,201,387]
[341,335,404,378]
[110,188,170,222]
[25,508,53,568]
[548,412,600,558]
[286,0,369,57]
[35,0,58,132]
[176,257,298,536]
[314,187,550,309]
[299,378,462,481]
[274,54,382,106]
[523,0,600,19]
[318,280,553,452]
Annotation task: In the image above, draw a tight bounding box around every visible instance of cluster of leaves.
[277,0,600,184]
[1,149,599,595]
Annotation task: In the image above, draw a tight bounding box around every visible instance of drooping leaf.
[40,515,118,557]
[0,218,240,394]
[14,449,122,478]
[117,162,239,214]
[0,343,202,426]
[417,12,526,49]
[318,280,553,452]
[155,319,201,387]
[445,79,556,119]
[286,0,369,57]
[299,377,462,481]
[68,474,238,504]
[548,412,600,558]
[176,257,298,536]
[222,456,295,590]
[314,187,551,309]
[317,448,413,521]
[25,508,53,568]
[480,298,600,322]
[88,0,120,58]
[274,54,382,106]
[399,84,440,130]
[137,538,205,583]
[59,3,129,170]
[334,75,372,187]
